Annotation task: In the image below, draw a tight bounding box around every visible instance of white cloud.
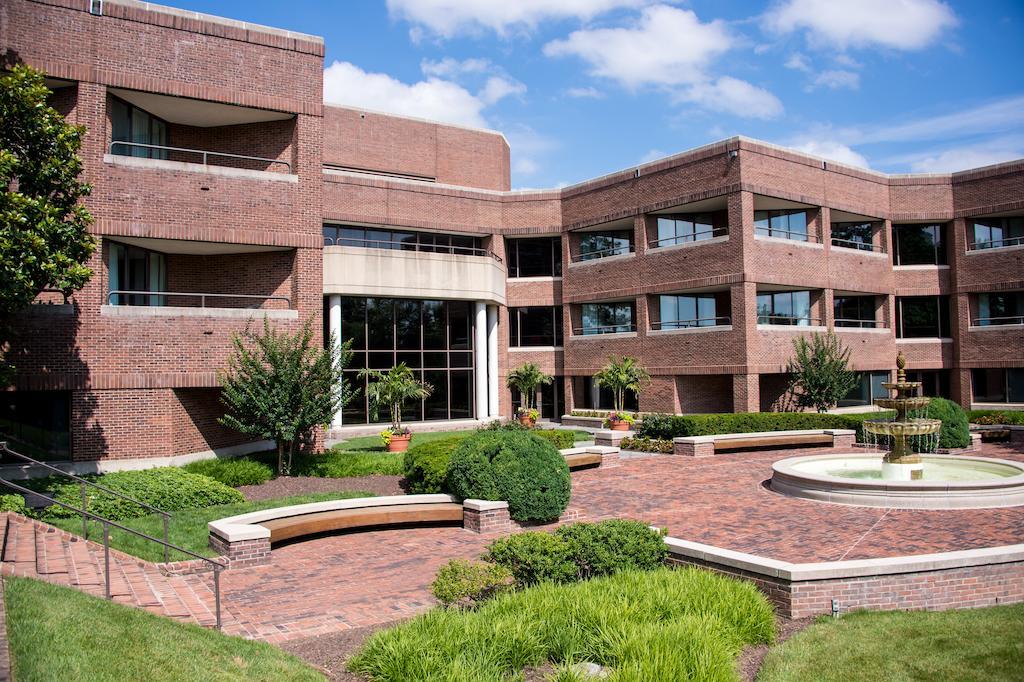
[638,149,667,164]
[513,157,541,175]
[785,53,811,72]
[853,95,1024,145]
[387,0,651,38]
[506,124,559,180]
[885,136,1024,172]
[679,77,784,120]
[764,0,957,51]
[790,139,871,168]
[566,86,604,99]
[810,69,860,90]
[323,61,520,129]
[420,57,492,79]
[480,76,527,105]
[834,54,862,68]
[544,6,732,89]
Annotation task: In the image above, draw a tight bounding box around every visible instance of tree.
[786,332,859,412]
[593,356,650,413]
[219,318,353,475]
[506,362,553,412]
[358,364,432,434]
[1,65,96,382]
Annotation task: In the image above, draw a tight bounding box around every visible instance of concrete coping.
[973,425,1024,432]
[100,305,298,320]
[103,154,299,183]
[560,446,619,456]
[209,494,457,542]
[674,429,855,444]
[663,535,1024,582]
[463,499,508,512]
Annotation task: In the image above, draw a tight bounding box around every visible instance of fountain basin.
[771,453,1024,509]
[862,418,942,437]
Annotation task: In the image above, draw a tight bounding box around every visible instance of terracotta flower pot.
[387,433,412,452]
[610,421,631,431]
[518,414,536,427]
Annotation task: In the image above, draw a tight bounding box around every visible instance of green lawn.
[759,604,1024,682]
[49,490,374,563]
[4,576,323,682]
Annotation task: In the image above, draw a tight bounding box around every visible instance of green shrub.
[0,494,28,514]
[619,436,674,453]
[289,450,404,478]
[636,411,893,443]
[430,559,512,608]
[44,468,244,521]
[555,520,667,579]
[970,410,1024,426]
[403,437,463,493]
[569,410,643,419]
[531,429,574,449]
[483,531,578,586]
[182,458,273,487]
[928,397,970,450]
[446,431,570,522]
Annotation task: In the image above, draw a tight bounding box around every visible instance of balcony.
[757,314,824,329]
[102,290,296,320]
[650,316,732,334]
[648,226,728,250]
[572,323,637,337]
[107,141,294,181]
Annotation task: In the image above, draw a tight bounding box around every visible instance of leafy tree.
[786,332,859,412]
[1,65,96,382]
[593,355,650,413]
[358,363,432,434]
[219,318,353,475]
[506,362,553,412]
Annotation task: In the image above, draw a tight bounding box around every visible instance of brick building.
[2,0,1022,467]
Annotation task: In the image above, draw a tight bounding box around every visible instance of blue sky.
[173,0,1023,189]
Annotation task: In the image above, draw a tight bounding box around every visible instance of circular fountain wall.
[771,453,1024,509]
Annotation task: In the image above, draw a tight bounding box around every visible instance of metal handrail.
[970,235,1024,250]
[835,318,881,328]
[757,315,823,326]
[571,245,635,263]
[648,227,728,248]
[651,316,732,330]
[323,235,493,258]
[107,290,290,308]
[973,315,1024,326]
[109,140,292,173]
[831,237,883,252]
[755,227,817,242]
[573,324,636,335]
[1,443,171,562]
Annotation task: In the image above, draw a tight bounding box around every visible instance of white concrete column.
[329,295,344,429]
[487,305,499,418]
[474,302,488,420]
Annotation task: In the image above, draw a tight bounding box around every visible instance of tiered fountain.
[771,353,1024,509]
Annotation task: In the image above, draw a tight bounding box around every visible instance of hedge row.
[635,411,895,442]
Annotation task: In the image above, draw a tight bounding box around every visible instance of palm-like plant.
[506,362,553,412]
[358,364,433,433]
[593,355,650,413]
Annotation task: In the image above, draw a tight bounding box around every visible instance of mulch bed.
[281,622,394,681]
[237,475,405,502]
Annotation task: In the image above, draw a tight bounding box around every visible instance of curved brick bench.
[673,429,856,457]
[562,445,619,469]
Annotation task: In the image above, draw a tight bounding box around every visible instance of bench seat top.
[261,502,465,543]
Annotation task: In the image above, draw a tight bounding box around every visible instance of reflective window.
[577,231,632,261]
[323,225,484,254]
[834,296,877,328]
[893,224,946,265]
[576,377,639,411]
[757,291,813,325]
[509,306,563,347]
[905,370,950,399]
[110,97,168,159]
[839,372,890,407]
[831,222,877,251]
[0,391,71,461]
[972,368,1024,404]
[972,218,1024,250]
[578,303,634,335]
[977,292,1024,326]
[755,210,808,241]
[507,237,562,277]
[657,294,719,329]
[897,296,951,338]
[108,242,166,306]
[653,214,722,247]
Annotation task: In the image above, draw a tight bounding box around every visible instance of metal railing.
[107,290,290,309]
[573,324,636,335]
[757,315,822,326]
[323,235,497,260]
[835,318,882,328]
[755,227,817,242]
[648,227,728,248]
[571,245,635,263]
[0,443,224,628]
[651,316,731,330]
[831,237,883,252]
[970,235,1024,250]
[972,315,1024,326]
[109,141,292,173]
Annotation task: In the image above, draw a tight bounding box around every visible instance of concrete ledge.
[104,154,298,182]
[673,429,855,456]
[101,305,298,320]
[463,499,508,512]
[595,430,634,447]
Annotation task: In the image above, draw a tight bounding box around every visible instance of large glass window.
[757,290,813,326]
[972,368,1024,404]
[893,223,946,265]
[507,237,562,278]
[831,222,877,252]
[509,306,563,347]
[0,391,71,461]
[755,209,808,241]
[657,294,719,329]
[323,225,484,255]
[652,214,723,248]
[971,218,1024,250]
[577,376,639,412]
[897,296,951,338]
[339,297,475,424]
[834,296,878,328]
[905,370,950,399]
[977,292,1024,326]
[839,372,890,407]
[510,378,565,420]
[576,231,632,261]
[110,97,167,159]
[578,303,634,335]
[108,242,166,306]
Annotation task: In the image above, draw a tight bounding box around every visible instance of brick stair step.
[36,529,70,577]
[166,575,219,625]
[141,570,192,619]
[66,537,104,587]
[115,561,161,606]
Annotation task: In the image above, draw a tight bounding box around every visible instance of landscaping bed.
[237,475,403,501]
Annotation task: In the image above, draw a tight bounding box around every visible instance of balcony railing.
[571,245,635,263]
[648,227,728,249]
[651,316,731,330]
[755,227,818,243]
[107,290,291,308]
[757,315,822,326]
[969,235,1024,250]
[831,237,883,253]
[973,315,1024,326]
[323,235,499,260]
[109,141,292,173]
[835,318,882,328]
[573,324,636,336]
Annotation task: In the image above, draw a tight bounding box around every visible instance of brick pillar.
[463,500,511,534]
[208,533,271,568]
[733,373,760,413]
[951,368,972,409]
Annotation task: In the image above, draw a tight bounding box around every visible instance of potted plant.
[604,411,635,431]
[506,363,553,427]
[593,355,649,431]
[358,363,432,452]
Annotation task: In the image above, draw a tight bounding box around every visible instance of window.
[108,242,166,306]
[577,376,639,412]
[510,379,565,420]
[338,297,475,424]
[578,302,634,335]
[972,368,1024,404]
[834,296,878,328]
[893,224,946,265]
[976,292,1024,326]
[905,370,950,399]
[509,307,563,347]
[577,231,632,261]
[971,218,1024,250]
[757,290,813,326]
[897,296,951,338]
[839,372,890,407]
[323,225,484,255]
[0,391,71,461]
[652,214,723,248]
[110,97,167,159]
[507,237,562,278]
[657,294,719,329]
[831,222,877,251]
[755,209,808,241]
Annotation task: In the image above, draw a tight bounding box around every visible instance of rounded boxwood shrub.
[44,468,244,521]
[482,530,578,586]
[446,431,570,522]
[182,457,273,487]
[555,519,667,579]
[402,437,464,493]
[0,494,28,515]
[928,397,970,450]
